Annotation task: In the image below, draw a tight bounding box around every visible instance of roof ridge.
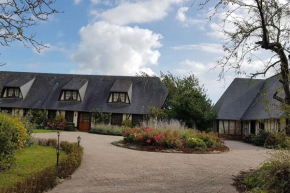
[0,70,159,79]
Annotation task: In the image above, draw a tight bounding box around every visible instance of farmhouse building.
[0,71,168,131]
[213,74,286,136]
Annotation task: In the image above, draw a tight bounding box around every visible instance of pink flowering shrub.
[123,127,223,150]
[47,115,67,130]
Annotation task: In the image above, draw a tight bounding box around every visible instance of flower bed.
[117,127,229,153]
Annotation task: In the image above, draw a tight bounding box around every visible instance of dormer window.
[64,90,78,101]
[2,87,22,99]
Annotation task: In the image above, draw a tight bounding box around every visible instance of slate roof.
[214,74,284,120]
[0,71,168,114]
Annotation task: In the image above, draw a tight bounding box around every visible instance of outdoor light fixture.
[56,132,62,175]
[77,136,81,147]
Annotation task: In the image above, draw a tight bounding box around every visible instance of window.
[48,110,57,120]
[65,111,74,123]
[113,93,119,102]
[6,88,21,98]
[1,108,12,114]
[64,91,78,101]
[111,114,123,125]
[23,109,29,116]
[111,93,127,103]
[120,93,125,103]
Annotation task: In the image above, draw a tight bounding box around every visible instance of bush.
[122,119,132,128]
[251,130,270,147]
[0,138,83,193]
[0,113,29,171]
[92,109,111,124]
[185,138,206,149]
[65,122,75,131]
[89,124,125,136]
[47,115,67,130]
[123,127,224,150]
[26,109,48,129]
[243,151,290,193]
[264,132,290,149]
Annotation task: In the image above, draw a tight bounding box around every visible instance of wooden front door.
[79,112,91,132]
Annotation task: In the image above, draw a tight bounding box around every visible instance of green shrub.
[65,122,75,131]
[0,113,29,171]
[0,138,83,193]
[264,132,290,149]
[251,130,270,147]
[122,119,132,128]
[92,109,111,124]
[185,138,206,149]
[26,109,48,129]
[243,151,290,193]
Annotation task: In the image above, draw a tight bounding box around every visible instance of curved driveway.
[34,132,270,193]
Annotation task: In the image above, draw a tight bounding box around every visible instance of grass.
[33,129,64,133]
[0,145,67,188]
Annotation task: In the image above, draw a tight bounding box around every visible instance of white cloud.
[100,0,187,25]
[176,7,188,22]
[171,43,224,54]
[175,6,203,27]
[74,0,82,5]
[175,57,279,103]
[71,21,162,75]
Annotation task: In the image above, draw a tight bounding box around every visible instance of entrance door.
[79,112,91,132]
[250,120,256,134]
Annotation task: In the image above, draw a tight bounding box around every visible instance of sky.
[0,0,276,103]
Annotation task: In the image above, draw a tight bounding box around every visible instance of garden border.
[112,140,230,154]
[0,138,83,193]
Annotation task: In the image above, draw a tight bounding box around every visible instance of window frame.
[63,90,79,101]
[111,92,127,103]
[5,87,21,98]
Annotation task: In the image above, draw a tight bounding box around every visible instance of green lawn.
[0,145,67,188]
[33,129,64,133]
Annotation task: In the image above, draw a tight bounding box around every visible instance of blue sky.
[0,0,273,103]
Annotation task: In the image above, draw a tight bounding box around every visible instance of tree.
[199,0,290,134]
[0,0,59,58]
[161,72,216,130]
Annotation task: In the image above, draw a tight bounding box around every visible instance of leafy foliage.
[47,115,67,130]
[160,72,217,130]
[92,109,111,125]
[251,130,271,146]
[122,119,132,128]
[243,151,290,193]
[147,107,167,121]
[26,109,48,129]
[0,113,29,171]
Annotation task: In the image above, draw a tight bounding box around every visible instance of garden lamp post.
[56,132,62,175]
[77,136,81,147]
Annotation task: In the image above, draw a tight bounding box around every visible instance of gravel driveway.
[33,132,270,193]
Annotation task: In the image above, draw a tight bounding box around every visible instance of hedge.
[0,138,83,193]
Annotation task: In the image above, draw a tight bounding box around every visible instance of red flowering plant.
[123,127,224,150]
[47,115,67,130]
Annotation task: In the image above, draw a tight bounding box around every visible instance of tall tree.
[161,72,216,130]
[199,0,290,134]
[0,0,59,57]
